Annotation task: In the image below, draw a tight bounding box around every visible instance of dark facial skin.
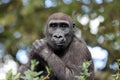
[47,20,74,51]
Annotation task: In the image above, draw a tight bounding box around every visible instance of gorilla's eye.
[50,23,57,28]
[60,23,69,28]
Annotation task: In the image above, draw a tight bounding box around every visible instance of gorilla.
[18,12,94,80]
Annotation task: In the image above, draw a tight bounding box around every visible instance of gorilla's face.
[46,20,74,50]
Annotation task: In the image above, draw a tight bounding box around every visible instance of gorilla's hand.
[32,39,51,61]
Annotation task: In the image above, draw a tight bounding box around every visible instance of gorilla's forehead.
[48,20,70,24]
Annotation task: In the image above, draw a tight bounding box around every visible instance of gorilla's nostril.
[54,35,62,38]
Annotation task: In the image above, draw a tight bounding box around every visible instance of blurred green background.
[0,0,120,80]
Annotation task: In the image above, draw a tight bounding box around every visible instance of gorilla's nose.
[53,35,62,39]
[53,34,65,43]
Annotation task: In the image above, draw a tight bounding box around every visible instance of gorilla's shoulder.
[73,37,86,45]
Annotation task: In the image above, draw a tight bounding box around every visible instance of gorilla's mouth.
[56,43,64,46]
[54,41,65,46]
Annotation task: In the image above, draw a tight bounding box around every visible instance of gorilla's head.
[44,12,76,50]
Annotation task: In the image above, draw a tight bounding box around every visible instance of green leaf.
[6,69,12,80]
[13,73,21,80]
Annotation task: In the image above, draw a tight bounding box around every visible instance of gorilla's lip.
[56,43,64,46]
[54,42,65,46]
[52,40,65,46]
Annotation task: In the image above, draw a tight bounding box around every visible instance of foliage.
[6,60,120,80]
[6,60,92,80]
[39,66,51,80]
[6,69,21,80]
[75,61,91,80]
[112,59,120,80]
[21,60,43,80]
[6,60,51,80]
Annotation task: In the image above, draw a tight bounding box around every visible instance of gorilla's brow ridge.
[48,20,70,24]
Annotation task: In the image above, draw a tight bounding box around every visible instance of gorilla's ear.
[73,23,77,32]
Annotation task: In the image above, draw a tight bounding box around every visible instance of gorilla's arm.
[45,38,94,80]
[47,53,74,80]
[18,38,94,80]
